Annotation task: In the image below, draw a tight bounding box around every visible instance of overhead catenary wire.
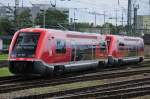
[3,0,138,26]
[61,0,129,25]
[30,0,129,25]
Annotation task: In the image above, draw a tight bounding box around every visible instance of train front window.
[12,32,40,58]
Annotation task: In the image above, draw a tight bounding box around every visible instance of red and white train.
[106,35,144,65]
[8,28,144,76]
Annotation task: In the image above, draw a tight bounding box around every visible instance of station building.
[137,15,150,34]
[0,35,12,53]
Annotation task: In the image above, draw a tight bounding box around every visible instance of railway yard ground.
[0,60,149,98]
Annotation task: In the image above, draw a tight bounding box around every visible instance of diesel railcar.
[8,28,108,76]
[106,35,144,65]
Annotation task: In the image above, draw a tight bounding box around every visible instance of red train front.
[8,28,48,76]
[8,28,108,76]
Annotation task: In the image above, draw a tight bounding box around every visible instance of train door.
[136,41,141,57]
[48,38,52,56]
[92,40,96,60]
[71,41,76,62]
[47,38,53,63]
[100,41,107,58]
[136,43,138,57]
[96,40,107,59]
[105,36,111,54]
[118,41,126,58]
[53,39,67,63]
[43,37,55,63]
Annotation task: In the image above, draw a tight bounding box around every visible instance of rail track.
[57,78,150,99]
[17,76,150,99]
[0,61,149,98]
[0,60,149,85]
[0,61,149,94]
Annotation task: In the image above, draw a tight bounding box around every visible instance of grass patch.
[0,54,8,60]
[0,67,12,77]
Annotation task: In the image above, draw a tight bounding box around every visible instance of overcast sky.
[0,0,150,25]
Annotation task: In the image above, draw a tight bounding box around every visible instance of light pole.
[69,8,87,31]
[73,8,77,31]
[127,0,132,35]
[39,8,46,28]
[114,9,119,28]
[133,4,139,34]
[109,16,118,34]
[94,11,97,26]
[50,0,56,7]
[121,7,127,26]
[28,1,35,27]
[51,0,71,7]
[88,11,106,26]
[43,9,46,28]
[149,0,150,15]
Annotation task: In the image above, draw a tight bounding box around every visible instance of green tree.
[75,23,92,28]
[35,9,68,28]
[102,23,117,34]
[16,10,32,29]
[0,17,14,35]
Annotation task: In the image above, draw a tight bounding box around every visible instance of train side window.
[107,40,110,50]
[100,41,106,51]
[56,40,66,54]
[119,42,125,46]
[118,42,125,51]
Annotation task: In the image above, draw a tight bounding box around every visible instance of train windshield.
[12,32,40,58]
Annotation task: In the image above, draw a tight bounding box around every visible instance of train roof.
[18,28,102,40]
[18,28,101,35]
[106,34,143,41]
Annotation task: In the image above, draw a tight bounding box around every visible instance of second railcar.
[106,35,144,65]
